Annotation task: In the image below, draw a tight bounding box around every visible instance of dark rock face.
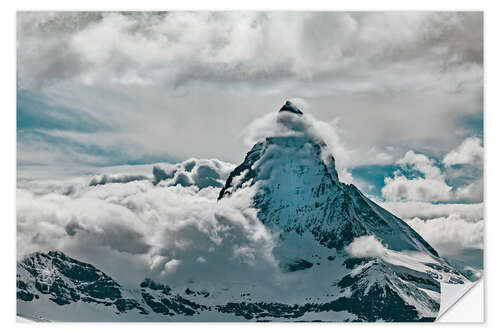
[140,292,204,316]
[184,288,210,297]
[17,279,39,302]
[217,301,308,320]
[114,299,148,314]
[279,101,303,115]
[140,278,171,294]
[218,142,264,200]
[215,281,432,322]
[282,259,314,272]
[140,281,207,316]
[17,251,147,314]
[324,284,422,322]
[332,260,440,322]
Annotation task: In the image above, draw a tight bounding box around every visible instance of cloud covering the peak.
[242,108,354,182]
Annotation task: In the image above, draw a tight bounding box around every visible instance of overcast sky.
[17,11,482,177]
[16,12,484,272]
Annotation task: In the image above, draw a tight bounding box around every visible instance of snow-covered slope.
[17,101,471,322]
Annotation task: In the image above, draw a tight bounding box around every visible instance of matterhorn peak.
[220,101,441,259]
[279,100,303,115]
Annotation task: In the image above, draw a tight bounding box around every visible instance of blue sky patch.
[17,89,108,132]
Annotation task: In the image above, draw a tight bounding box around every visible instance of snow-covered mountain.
[17,101,471,322]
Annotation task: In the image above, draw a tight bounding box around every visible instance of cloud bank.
[152,158,234,188]
[17,159,280,288]
[406,215,483,257]
[378,200,483,267]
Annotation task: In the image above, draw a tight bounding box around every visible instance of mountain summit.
[279,100,303,115]
[219,101,437,256]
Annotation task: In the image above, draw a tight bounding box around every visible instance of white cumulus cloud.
[443,137,483,167]
[381,150,452,202]
[381,173,452,202]
[345,235,388,259]
[381,139,483,203]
